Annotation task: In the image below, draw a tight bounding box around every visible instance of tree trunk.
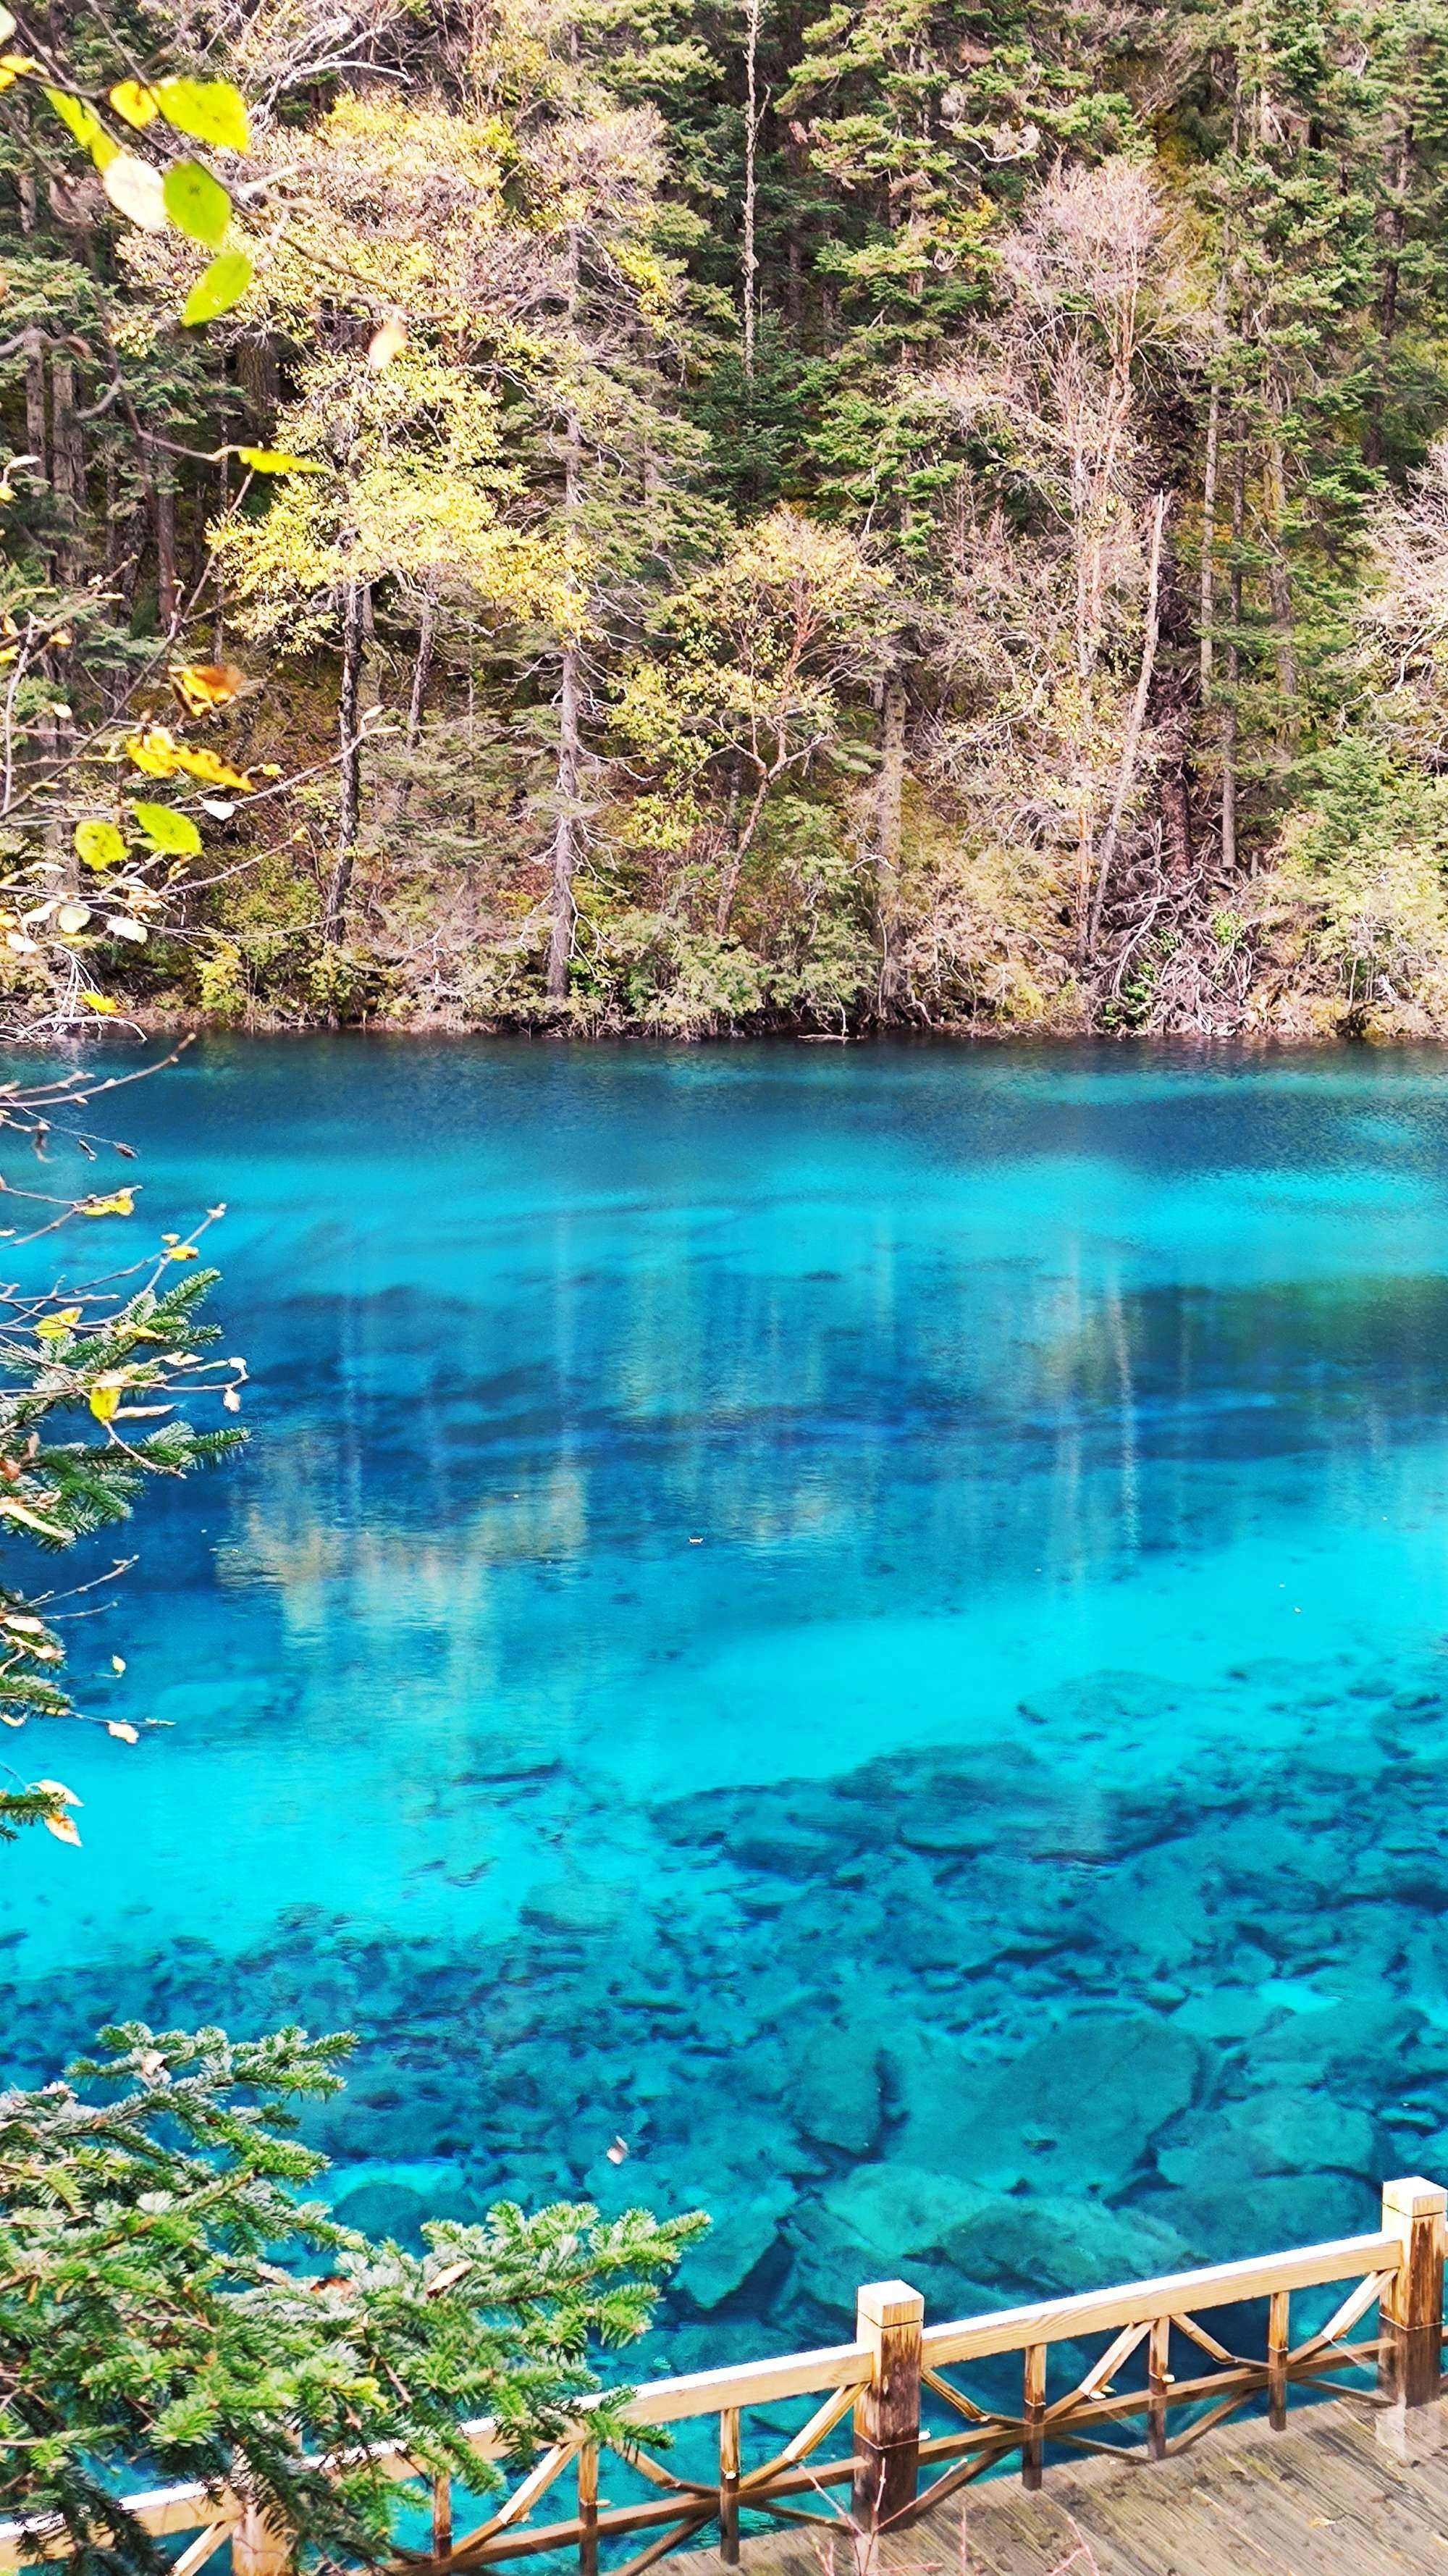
[389,588,437,826]
[715,765,770,936]
[546,637,582,997]
[323,574,365,942]
[547,228,584,1002]
[1199,379,1220,690]
[22,330,47,484]
[153,474,178,635]
[1264,430,1297,717]
[1221,425,1246,878]
[1365,117,1413,471]
[875,674,906,1009]
[1086,493,1167,961]
[742,0,762,382]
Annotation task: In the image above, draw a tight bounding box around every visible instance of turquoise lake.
[7,1036,1448,2369]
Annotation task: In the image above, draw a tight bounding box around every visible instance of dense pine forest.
[4,0,1448,1039]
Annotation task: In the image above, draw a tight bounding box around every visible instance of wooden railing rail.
[1,2178,1441,2575]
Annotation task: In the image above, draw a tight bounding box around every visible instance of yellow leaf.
[170,744,253,792]
[235,447,324,476]
[0,56,38,89]
[109,79,160,127]
[125,724,182,778]
[89,1382,122,1422]
[169,660,245,716]
[80,1189,135,1218]
[0,12,17,43]
[164,1243,200,1262]
[106,1719,139,1742]
[43,1809,81,1845]
[102,152,167,232]
[80,993,119,1015]
[56,902,91,935]
[111,1655,126,1674]
[35,1308,82,1341]
[367,311,408,370]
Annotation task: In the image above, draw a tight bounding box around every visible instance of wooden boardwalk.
[684,2399,1448,2576]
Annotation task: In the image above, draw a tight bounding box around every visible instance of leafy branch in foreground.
[0,2023,707,2575]
[0,1057,245,1842]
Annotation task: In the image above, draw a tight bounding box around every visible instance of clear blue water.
[7,1036,1448,2373]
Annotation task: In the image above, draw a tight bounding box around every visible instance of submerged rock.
[793,2021,885,2157]
[893,2015,1203,2194]
[943,2194,1194,2302]
[677,2186,792,2314]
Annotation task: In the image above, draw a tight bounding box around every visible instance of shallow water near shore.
[7,1035,1448,2367]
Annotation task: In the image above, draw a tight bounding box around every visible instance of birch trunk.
[741,0,761,382]
[388,589,437,826]
[1221,425,1246,877]
[546,230,584,1001]
[322,574,365,942]
[875,675,906,1008]
[1086,494,1167,960]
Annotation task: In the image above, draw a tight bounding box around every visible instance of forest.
[4,0,1448,1041]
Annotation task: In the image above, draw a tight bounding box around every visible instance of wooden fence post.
[231,2497,291,2576]
[717,2407,740,2566]
[576,2443,598,2576]
[851,2279,923,2534]
[1377,2176,1447,2460]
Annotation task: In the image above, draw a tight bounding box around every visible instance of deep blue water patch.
[7,1036,1448,2371]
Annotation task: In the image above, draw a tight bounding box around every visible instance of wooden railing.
[2,2176,1442,2575]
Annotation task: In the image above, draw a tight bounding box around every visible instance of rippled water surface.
[10,1036,1448,2364]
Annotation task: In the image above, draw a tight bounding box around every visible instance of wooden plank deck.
[683,2399,1448,2575]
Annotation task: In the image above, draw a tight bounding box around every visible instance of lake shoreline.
[125,1004,1423,1052]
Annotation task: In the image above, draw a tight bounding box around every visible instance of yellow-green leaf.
[103,152,167,232]
[0,12,17,44]
[44,85,118,171]
[130,802,201,856]
[75,819,125,869]
[163,160,230,248]
[235,446,324,475]
[181,248,252,327]
[156,76,249,154]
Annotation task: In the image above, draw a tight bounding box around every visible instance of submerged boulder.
[893,2015,1203,2196]
[677,2186,792,2314]
[793,2021,885,2157]
[786,2160,998,2323]
[941,2194,1194,2303]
